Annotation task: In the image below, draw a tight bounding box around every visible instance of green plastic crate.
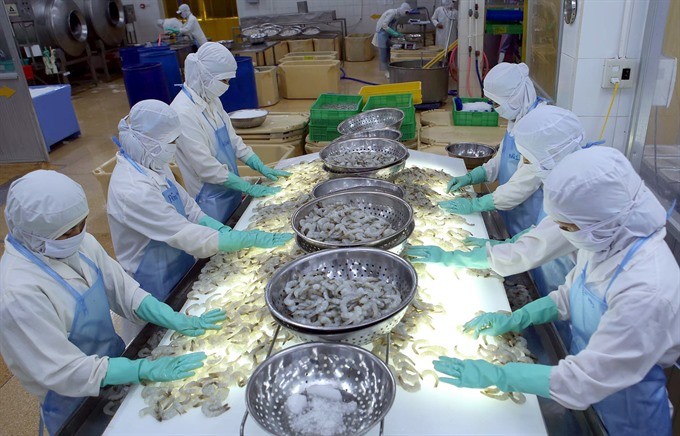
[364,93,416,139]
[452,98,499,127]
[310,94,364,125]
[308,123,342,142]
[400,120,416,141]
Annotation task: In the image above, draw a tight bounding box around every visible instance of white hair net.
[484,62,537,123]
[544,147,667,257]
[118,100,181,171]
[4,170,89,253]
[177,3,190,14]
[184,42,237,101]
[399,2,411,13]
[514,105,585,179]
[442,0,453,6]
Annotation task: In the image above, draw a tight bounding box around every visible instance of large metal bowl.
[265,248,418,345]
[337,108,405,135]
[446,142,496,169]
[312,177,405,199]
[320,138,409,173]
[322,158,407,181]
[336,128,403,142]
[246,342,396,435]
[292,191,414,252]
[228,109,268,129]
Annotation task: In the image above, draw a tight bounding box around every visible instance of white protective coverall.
[171,43,255,198]
[177,4,207,47]
[543,147,680,412]
[431,0,458,50]
[107,100,219,287]
[371,3,411,72]
[0,171,149,401]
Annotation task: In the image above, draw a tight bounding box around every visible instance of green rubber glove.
[433,357,552,398]
[463,297,559,339]
[136,295,227,336]
[447,166,488,193]
[102,353,206,386]
[245,155,292,181]
[198,215,231,232]
[405,245,489,269]
[386,27,402,37]
[465,226,534,248]
[223,172,281,197]
[439,194,496,215]
[218,229,293,252]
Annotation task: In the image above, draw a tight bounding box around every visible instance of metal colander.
[265,248,418,345]
[246,342,396,436]
[330,128,403,145]
[320,138,409,173]
[322,159,407,181]
[312,177,405,199]
[337,108,405,135]
[291,191,414,252]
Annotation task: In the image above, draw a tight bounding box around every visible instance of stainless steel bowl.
[322,158,407,181]
[446,142,496,170]
[291,191,414,252]
[337,108,405,135]
[320,138,408,173]
[246,342,396,435]
[330,128,403,145]
[312,177,405,199]
[265,248,418,345]
[228,109,268,129]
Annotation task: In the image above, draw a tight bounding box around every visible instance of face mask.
[43,226,87,259]
[494,103,517,121]
[181,11,189,18]
[205,80,229,100]
[559,220,617,253]
[150,142,177,171]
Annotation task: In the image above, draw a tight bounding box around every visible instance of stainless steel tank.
[76,0,125,46]
[33,0,89,57]
[389,60,450,104]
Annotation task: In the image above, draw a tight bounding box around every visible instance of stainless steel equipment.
[389,60,449,104]
[320,138,408,173]
[246,342,397,435]
[228,109,268,128]
[312,178,405,199]
[337,108,405,135]
[322,159,407,181]
[33,0,89,57]
[265,248,418,344]
[331,128,403,144]
[446,142,496,169]
[76,0,124,46]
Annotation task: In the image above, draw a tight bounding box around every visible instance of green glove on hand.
[405,245,489,269]
[447,166,487,193]
[136,295,227,336]
[198,215,231,232]
[218,229,293,252]
[463,297,558,339]
[439,194,496,215]
[245,155,292,181]
[223,172,281,197]
[465,226,534,248]
[433,357,552,398]
[102,353,206,386]
[386,27,402,37]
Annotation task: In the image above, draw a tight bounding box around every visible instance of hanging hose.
[475,57,483,97]
[599,81,620,140]
[466,48,473,97]
[448,45,459,81]
[340,68,379,86]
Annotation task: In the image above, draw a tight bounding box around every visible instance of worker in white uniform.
[433,147,680,436]
[431,0,457,51]
[372,3,411,76]
[108,100,293,302]
[0,170,228,435]
[177,4,207,47]
[440,62,547,237]
[171,42,289,223]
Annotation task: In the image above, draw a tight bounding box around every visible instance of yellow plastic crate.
[358,81,423,105]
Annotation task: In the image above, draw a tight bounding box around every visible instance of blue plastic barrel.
[139,50,183,99]
[122,63,171,107]
[219,56,258,113]
[119,46,141,68]
[137,44,169,55]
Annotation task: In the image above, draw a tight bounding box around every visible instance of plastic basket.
[310,94,364,125]
[359,81,422,104]
[308,123,343,142]
[400,120,417,141]
[452,98,499,127]
[364,94,416,139]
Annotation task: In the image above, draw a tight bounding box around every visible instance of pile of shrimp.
[325,150,397,169]
[299,202,396,244]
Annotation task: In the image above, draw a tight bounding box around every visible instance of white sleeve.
[381,10,397,30]
[180,16,197,35]
[223,113,255,163]
[176,110,231,185]
[487,218,576,276]
[431,8,441,26]
[549,289,676,410]
[490,161,543,210]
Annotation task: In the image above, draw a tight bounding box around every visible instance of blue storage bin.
[139,50,183,99]
[219,56,258,113]
[122,63,171,107]
[119,46,141,68]
[486,8,523,22]
[29,85,80,151]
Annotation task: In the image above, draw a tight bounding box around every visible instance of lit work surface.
[105,151,547,435]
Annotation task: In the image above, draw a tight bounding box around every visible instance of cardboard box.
[237,144,295,176]
[345,34,375,62]
[277,60,341,99]
[255,66,280,107]
[287,39,315,53]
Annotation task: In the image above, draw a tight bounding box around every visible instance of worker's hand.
[406,245,489,268]
[463,298,558,339]
[447,166,487,193]
[175,309,227,336]
[386,27,402,38]
[223,173,281,197]
[439,195,496,215]
[464,226,533,247]
[437,23,444,29]
[405,245,449,264]
[463,312,516,339]
[218,229,293,252]
[434,357,502,389]
[198,215,230,232]
[139,352,207,382]
[245,155,292,181]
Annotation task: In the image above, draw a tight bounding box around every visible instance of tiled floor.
[0,57,397,435]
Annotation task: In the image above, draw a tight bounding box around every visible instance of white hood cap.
[399,2,411,13]
[184,42,237,101]
[483,62,537,122]
[177,4,190,14]
[514,105,585,179]
[5,170,89,253]
[544,147,667,256]
[118,99,181,171]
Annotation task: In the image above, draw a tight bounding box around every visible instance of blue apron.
[182,86,242,223]
[568,235,671,436]
[118,149,196,301]
[7,235,125,436]
[497,98,544,236]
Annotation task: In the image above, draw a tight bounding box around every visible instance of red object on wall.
[23,65,34,80]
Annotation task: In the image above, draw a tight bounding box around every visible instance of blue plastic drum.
[139,50,183,99]
[219,56,258,113]
[122,63,171,107]
[119,46,141,68]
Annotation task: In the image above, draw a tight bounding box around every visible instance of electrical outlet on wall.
[601,59,638,89]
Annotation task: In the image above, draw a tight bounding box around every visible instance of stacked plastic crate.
[362,94,417,141]
[308,94,364,142]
